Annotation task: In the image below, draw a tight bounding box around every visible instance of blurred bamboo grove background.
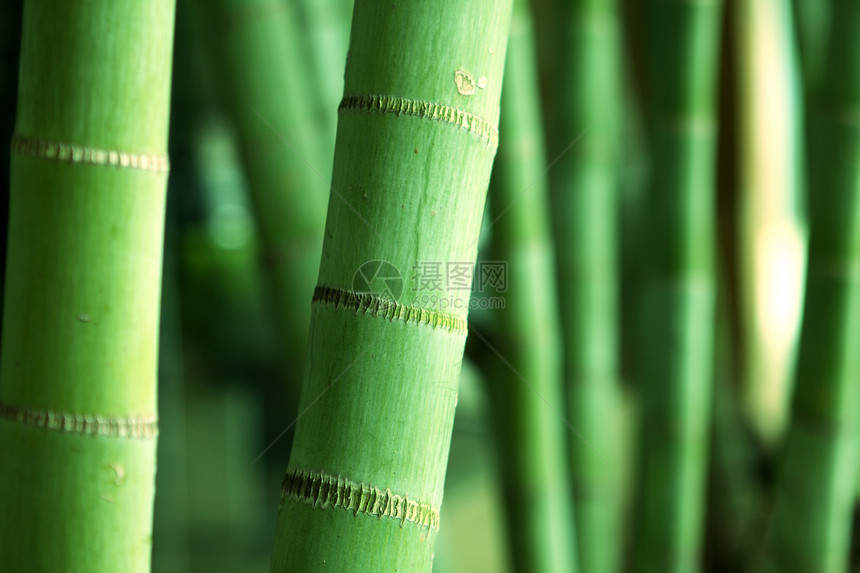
[1,0,860,571]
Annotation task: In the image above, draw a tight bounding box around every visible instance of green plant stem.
[734,0,805,446]
[267,2,512,571]
[298,0,353,163]
[483,1,578,570]
[197,0,329,378]
[763,2,860,571]
[537,0,625,569]
[705,276,761,571]
[792,0,830,94]
[0,1,175,571]
[151,200,191,573]
[635,1,722,571]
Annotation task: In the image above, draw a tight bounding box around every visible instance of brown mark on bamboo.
[0,401,158,439]
[281,468,440,529]
[338,94,498,148]
[313,285,468,335]
[10,134,170,173]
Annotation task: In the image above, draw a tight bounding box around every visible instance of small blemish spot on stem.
[454,69,476,95]
[414,147,420,154]
[76,314,91,323]
[477,77,488,90]
[110,463,126,486]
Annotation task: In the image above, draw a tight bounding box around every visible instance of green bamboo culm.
[762,2,860,571]
[198,0,328,377]
[792,0,830,94]
[267,1,512,571]
[484,0,578,570]
[540,0,624,569]
[635,0,722,571]
[733,0,806,446]
[0,1,175,571]
[297,0,354,163]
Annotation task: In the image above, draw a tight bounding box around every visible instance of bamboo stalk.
[268,2,512,571]
[0,1,175,570]
[634,0,723,571]
[792,0,830,95]
[196,0,329,378]
[483,1,579,570]
[704,273,761,571]
[0,0,22,281]
[297,0,353,163]
[151,203,191,573]
[734,0,806,446]
[763,2,860,571]
[536,0,625,569]
[431,359,510,572]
